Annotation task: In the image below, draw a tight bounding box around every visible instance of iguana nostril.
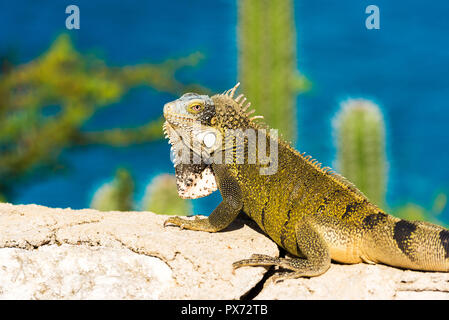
[164,102,174,116]
[163,102,174,116]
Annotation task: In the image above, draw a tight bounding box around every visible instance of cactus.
[333,99,387,208]
[237,0,309,143]
[90,168,134,211]
[141,174,192,215]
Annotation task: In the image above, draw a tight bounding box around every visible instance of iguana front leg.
[233,217,331,281]
[164,165,243,232]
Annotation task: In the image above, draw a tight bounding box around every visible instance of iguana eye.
[187,102,204,114]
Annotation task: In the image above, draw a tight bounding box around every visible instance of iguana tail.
[363,214,449,271]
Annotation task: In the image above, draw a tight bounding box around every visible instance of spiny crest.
[298,151,328,173]
[297,149,368,201]
[220,83,265,123]
[218,83,368,202]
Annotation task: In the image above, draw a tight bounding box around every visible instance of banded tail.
[363,213,449,272]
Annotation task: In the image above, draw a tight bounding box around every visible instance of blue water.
[1,1,448,219]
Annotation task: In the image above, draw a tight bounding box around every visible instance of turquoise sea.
[1,1,448,219]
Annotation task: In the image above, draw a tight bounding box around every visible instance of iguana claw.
[163,216,186,229]
[163,216,204,230]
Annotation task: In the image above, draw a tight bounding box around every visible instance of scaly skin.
[162,83,449,280]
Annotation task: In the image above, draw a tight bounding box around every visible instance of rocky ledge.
[0,203,448,299]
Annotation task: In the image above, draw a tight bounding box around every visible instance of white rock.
[0,203,277,300]
[1,203,448,300]
[0,244,173,299]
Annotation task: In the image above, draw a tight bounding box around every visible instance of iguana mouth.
[163,121,183,165]
[162,101,192,151]
[162,121,180,145]
[163,102,195,127]
[164,113,195,126]
[163,120,203,166]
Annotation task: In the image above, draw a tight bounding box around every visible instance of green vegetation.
[90,169,192,215]
[333,99,387,208]
[90,168,135,212]
[0,34,204,201]
[142,174,192,215]
[393,193,447,227]
[237,0,309,143]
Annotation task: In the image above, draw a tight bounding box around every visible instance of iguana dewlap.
[162,83,449,280]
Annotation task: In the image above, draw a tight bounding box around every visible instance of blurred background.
[0,0,448,224]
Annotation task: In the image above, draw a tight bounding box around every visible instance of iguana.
[162,83,449,280]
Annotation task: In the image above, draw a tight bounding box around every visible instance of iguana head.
[163,83,260,164]
[163,83,263,199]
[163,92,219,164]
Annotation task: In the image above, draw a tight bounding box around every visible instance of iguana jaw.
[163,119,219,199]
[163,106,196,128]
[162,120,185,167]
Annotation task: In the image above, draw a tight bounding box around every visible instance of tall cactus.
[141,174,192,215]
[333,99,387,208]
[90,168,134,211]
[238,0,308,143]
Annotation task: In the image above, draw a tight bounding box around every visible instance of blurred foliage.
[142,174,192,215]
[90,170,192,215]
[393,193,447,227]
[333,99,387,209]
[90,167,134,211]
[0,34,205,200]
[238,0,309,143]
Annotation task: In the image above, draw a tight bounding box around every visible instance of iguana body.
[162,83,449,279]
